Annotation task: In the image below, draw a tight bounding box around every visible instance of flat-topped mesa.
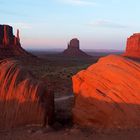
[0,24,33,59]
[133,33,140,36]
[63,38,91,57]
[125,33,140,57]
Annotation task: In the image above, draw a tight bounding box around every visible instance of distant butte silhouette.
[0,24,33,59]
[62,38,90,57]
[124,33,140,58]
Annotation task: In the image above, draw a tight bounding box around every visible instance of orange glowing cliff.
[124,33,140,58]
[72,34,140,129]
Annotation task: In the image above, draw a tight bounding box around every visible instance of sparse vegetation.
[16,55,99,98]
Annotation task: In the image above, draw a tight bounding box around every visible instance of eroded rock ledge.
[72,55,140,129]
[0,59,54,129]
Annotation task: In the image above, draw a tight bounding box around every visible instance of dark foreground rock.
[0,59,54,130]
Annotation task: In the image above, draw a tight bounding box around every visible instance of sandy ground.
[1,96,140,140]
[1,125,140,140]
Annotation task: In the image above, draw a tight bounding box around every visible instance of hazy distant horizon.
[27,47,124,52]
[1,0,140,50]
[21,41,126,51]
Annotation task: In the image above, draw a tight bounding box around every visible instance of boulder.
[0,59,54,129]
[72,55,140,129]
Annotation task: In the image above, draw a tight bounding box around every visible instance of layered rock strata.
[72,55,140,129]
[0,59,54,129]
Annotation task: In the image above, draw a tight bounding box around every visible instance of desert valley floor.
[1,51,140,140]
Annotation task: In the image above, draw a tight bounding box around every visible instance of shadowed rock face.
[125,33,140,58]
[72,55,140,129]
[0,59,54,129]
[63,38,90,57]
[0,25,33,59]
[68,38,80,50]
[0,25,14,45]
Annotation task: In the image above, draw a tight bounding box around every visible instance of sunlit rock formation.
[72,55,140,129]
[63,38,90,57]
[0,24,33,59]
[125,33,140,58]
[0,59,54,129]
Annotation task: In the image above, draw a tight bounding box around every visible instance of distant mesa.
[0,24,33,59]
[62,38,91,57]
[124,33,140,58]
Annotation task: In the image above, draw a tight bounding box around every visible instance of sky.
[0,0,140,50]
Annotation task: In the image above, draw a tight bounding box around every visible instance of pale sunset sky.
[0,0,140,50]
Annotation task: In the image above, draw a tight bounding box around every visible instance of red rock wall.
[72,55,140,129]
[125,33,140,57]
[0,25,34,59]
[69,38,79,49]
[0,25,15,46]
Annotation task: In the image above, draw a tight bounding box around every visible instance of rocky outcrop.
[0,59,54,129]
[63,38,90,57]
[125,33,140,58]
[0,25,33,59]
[72,55,140,129]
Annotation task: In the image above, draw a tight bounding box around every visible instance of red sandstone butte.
[125,33,140,58]
[0,24,33,59]
[0,59,54,129]
[72,55,140,129]
[63,38,90,57]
